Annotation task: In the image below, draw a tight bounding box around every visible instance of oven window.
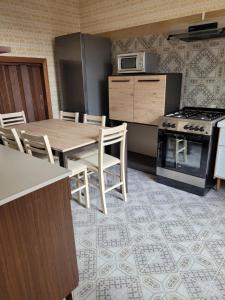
[165,137,202,170]
[121,57,136,69]
[158,131,209,177]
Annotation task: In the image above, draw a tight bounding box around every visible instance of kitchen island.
[0,145,79,300]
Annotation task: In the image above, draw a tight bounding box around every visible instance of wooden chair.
[59,111,79,123]
[0,127,24,152]
[81,123,127,214]
[0,111,26,127]
[21,131,90,207]
[74,114,106,160]
[83,114,106,126]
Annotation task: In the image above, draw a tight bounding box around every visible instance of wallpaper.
[80,0,225,34]
[112,35,225,108]
[0,0,80,117]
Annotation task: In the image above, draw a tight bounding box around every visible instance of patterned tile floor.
[71,168,225,300]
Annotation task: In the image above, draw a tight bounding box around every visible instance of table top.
[12,119,101,152]
[0,145,71,206]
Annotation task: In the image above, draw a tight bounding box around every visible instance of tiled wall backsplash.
[112,35,225,108]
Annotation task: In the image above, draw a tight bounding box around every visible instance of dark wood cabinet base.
[0,178,79,300]
[66,293,73,300]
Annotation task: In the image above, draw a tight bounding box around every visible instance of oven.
[157,129,211,179]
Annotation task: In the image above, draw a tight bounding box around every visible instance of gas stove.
[159,107,225,135]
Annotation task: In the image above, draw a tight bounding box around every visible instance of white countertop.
[218,119,225,128]
[0,145,71,206]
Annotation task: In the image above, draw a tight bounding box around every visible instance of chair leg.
[120,163,127,202]
[77,174,82,204]
[99,170,107,214]
[84,169,90,208]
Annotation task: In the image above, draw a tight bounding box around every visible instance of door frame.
[0,56,53,118]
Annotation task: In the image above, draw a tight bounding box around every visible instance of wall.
[0,0,80,117]
[112,34,225,157]
[112,35,225,108]
[79,0,225,34]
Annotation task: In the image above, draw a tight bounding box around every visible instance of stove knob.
[162,122,167,127]
[166,123,171,128]
[199,126,205,132]
[194,126,200,131]
[171,123,176,128]
[189,126,194,131]
[184,125,189,130]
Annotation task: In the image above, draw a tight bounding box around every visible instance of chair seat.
[73,145,98,159]
[34,153,59,163]
[82,153,120,171]
[67,159,88,177]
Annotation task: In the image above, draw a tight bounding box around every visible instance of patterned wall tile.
[112,34,225,108]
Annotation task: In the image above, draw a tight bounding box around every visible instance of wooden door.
[109,76,134,122]
[0,58,52,122]
[134,75,166,125]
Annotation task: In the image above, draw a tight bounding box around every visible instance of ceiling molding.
[97,9,225,40]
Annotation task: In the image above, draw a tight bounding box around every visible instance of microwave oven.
[117,52,159,74]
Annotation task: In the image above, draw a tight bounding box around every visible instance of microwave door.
[120,56,137,71]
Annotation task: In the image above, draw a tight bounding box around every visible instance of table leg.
[58,152,68,168]
[216,178,221,191]
[66,293,73,300]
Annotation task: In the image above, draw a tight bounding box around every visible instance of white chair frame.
[83,123,127,214]
[21,131,90,208]
[0,111,26,127]
[59,111,79,123]
[0,127,24,152]
[83,114,106,127]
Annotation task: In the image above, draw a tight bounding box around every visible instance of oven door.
[157,130,210,178]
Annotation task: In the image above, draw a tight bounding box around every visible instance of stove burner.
[167,109,225,121]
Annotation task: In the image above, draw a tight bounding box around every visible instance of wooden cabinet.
[134,75,166,125]
[109,74,182,125]
[109,76,134,122]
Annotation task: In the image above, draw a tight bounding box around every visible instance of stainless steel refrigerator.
[55,32,112,117]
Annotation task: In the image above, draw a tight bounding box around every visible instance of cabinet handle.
[111,80,130,82]
[137,79,160,82]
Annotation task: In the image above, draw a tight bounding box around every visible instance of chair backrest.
[0,127,24,152]
[59,111,79,123]
[83,114,106,127]
[0,111,26,127]
[98,123,127,167]
[21,131,54,164]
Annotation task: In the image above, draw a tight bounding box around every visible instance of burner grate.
[167,109,225,121]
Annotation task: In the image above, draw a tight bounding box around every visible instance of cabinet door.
[134,75,166,125]
[109,76,134,122]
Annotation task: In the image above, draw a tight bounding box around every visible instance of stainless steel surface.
[156,167,206,188]
[158,109,225,136]
[117,52,159,74]
[117,52,145,73]
[158,116,213,135]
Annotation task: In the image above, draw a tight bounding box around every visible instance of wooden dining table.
[12,118,128,183]
[12,119,100,167]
